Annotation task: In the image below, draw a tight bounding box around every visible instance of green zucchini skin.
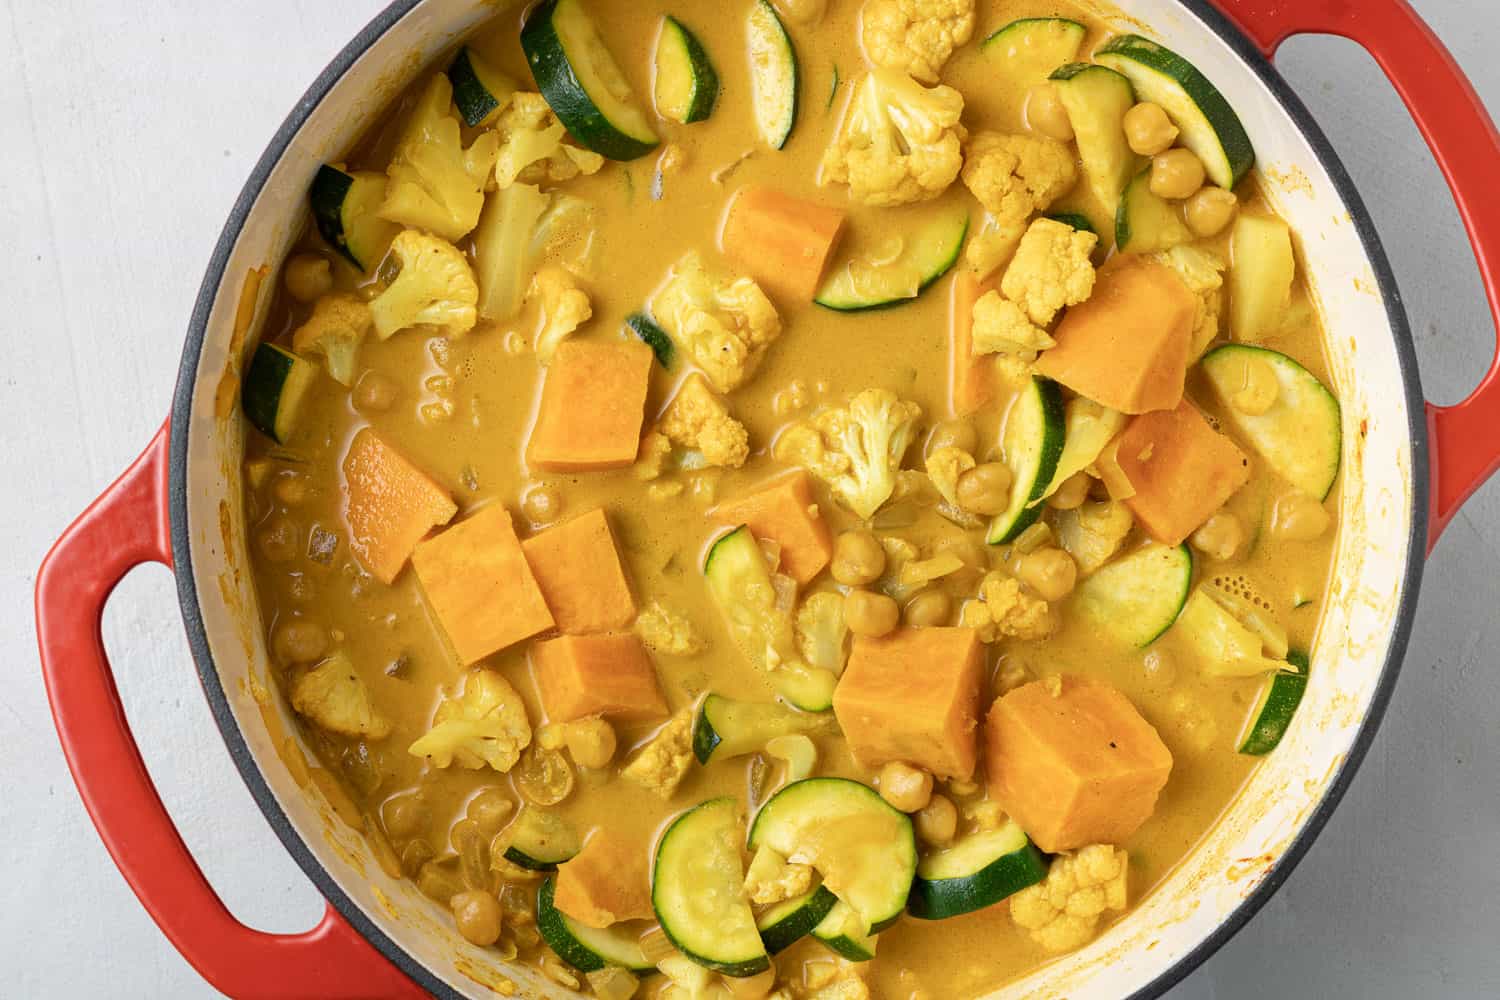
[1239,650,1310,755]
[656,16,719,123]
[309,165,359,269]
[626,312,674,368]
[987,376,1067,544]
[242,343,316,444]
[746,0,799,149]
[814,211,969,312]
[1074,542,1195,648]
[756,885,837,954]
[1046,211,1096,235]
[537,877,656,973]
[907,828,1049,920]
[448,46,513,127]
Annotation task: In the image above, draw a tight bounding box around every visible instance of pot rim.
[167,2,1431,997]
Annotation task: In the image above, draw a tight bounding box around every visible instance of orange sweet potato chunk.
[522,508,637,634]
[832,627,984,780]
[1035,257,1197,414]
[552,829,654,928]
[531,633,668,724]
[709,470,832,585]
[411,505,554,664]
[986,676,1173,853]
[950,271,996,417]
[342,428,457,584]
[1116,398,1252,545]
[527,339,654,473]
[721,186,847,303]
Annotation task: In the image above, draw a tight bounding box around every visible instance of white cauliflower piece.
[860,0,976,84]
[961,131,1078,229]
[970,290,1055,361]
[650,252,783,393]
[1010,844,1129,953]
[290,653,391,739]
[743,845,816,905]
[378,74,494,242]
[961,573,1056,641]
[925,446,976,507]
[407,669,531,771]
[772,389,923,519]
[657,373,750,469]
[527,266,592,363]
[821,69,966,207]
[1056,500,1134,575]
[290,292,371,386]
[795,591,849,675]
[493,92,606,188]
[621,712,693,798]
[368,230,479,339]
[1000,218,1099,327]
[1153,244,1226,360]
[635,601,706,655]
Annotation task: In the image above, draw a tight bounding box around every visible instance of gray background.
[2,0,1497,996]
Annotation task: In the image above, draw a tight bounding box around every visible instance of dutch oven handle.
[1209,0,1500,553]
[34,423,425,1000]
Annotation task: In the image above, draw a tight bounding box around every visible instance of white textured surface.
[1,1,1497,996]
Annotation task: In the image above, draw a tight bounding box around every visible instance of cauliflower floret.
[369,230,479,339]
[1056,500,1134,575]
[290,653,391,739]
[291,292,371,385]
[797,961,873,1000]
[621,712,693,798]
[821,69,966,207]
[378,74,494,242]
[1010,844,1129,953]
[963,573,1057,641]
[795,591,849,674]
[1000,218,1099,327]
[635,601,706,655]
[494,92,605,188]
[1153,244,1226,360]
[926,446,976,507]
[971,290,1055,362]
[527,265,592,363]
[657,373,750,468]
[744,845,816,905]
[961,131,1078,230]
[634,431,674,482]
[407,669,531,772]
[772,389,923,519]
[650,252,783,393]
[860,0,976,84]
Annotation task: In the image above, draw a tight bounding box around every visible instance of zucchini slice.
[1201,345,1341,500]
[1050,63,1137,218]
[814,209,969,312]
[309,165,397,272]
[1096,34,1255,189]
[242,343,317,445]
[746,0,798,149]
[983,17,1087,88]
[1073,542,1194,648]
[1238,650,1309,755]
[521,0,660,161]
[537,877,655,973]
[1116,168,1192,254]
[692,694,827,765]
[1041,398,1124,500]
[907,823,1048,920]
[812,900,876,961]
[756,884,837,954]
[987,376,1067,544]
[703,527,838,711]
[1226,213,1296,343]
[652,798,770,977]
[448,46,517,128]
[655,16,719,124]
[1045,211,1096,235]
[500,807,581,871]
[626,311,674,368]
[748,778,917,934]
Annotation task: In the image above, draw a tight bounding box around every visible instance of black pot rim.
[168,2,1430,998]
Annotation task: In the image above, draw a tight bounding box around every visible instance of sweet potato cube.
[527,339,654,472]
[832,627,984,780]
[411,505,554,664]
[1035,257,1196,414]
[342,428,457,584]
[531,633,668,724]
[950,271,996,416]
[986,676,1173,853]
[552,829,654,928]
[1116,399,1252,545]
[721,186,846,302]
[522,508,637,634]
[709,470,832,584]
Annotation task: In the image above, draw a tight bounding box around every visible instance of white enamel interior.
[175,1,1419,996]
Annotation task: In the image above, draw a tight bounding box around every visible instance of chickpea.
[1230,355,1280,416]
[283,254,333,302]
[1150,148,1207,200]
[955,463,1014,515]
[1123,102,1179,156]
[465,787,515,835]
[256,515,299,563]
[914,794,958,846]
[1015,547,1077,602]
[926,418,978,458]
[844,589,900,638]
[1048,471,1092,510]
[450,889,504,947]
[1185,186,1239,237]
[1191,511,1244,561]
[381,791,428,840]
[904,589,952,628]
[1272,492,1331,541]
[272,617,328,664]
[521,482,563,523]
[831,530,886,586]
[354,371,398,412]
[878,761,934,813]
[564,717,618,769]
[1026,82,1074,142]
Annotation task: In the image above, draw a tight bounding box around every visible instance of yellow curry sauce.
[240,0,1339,996]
